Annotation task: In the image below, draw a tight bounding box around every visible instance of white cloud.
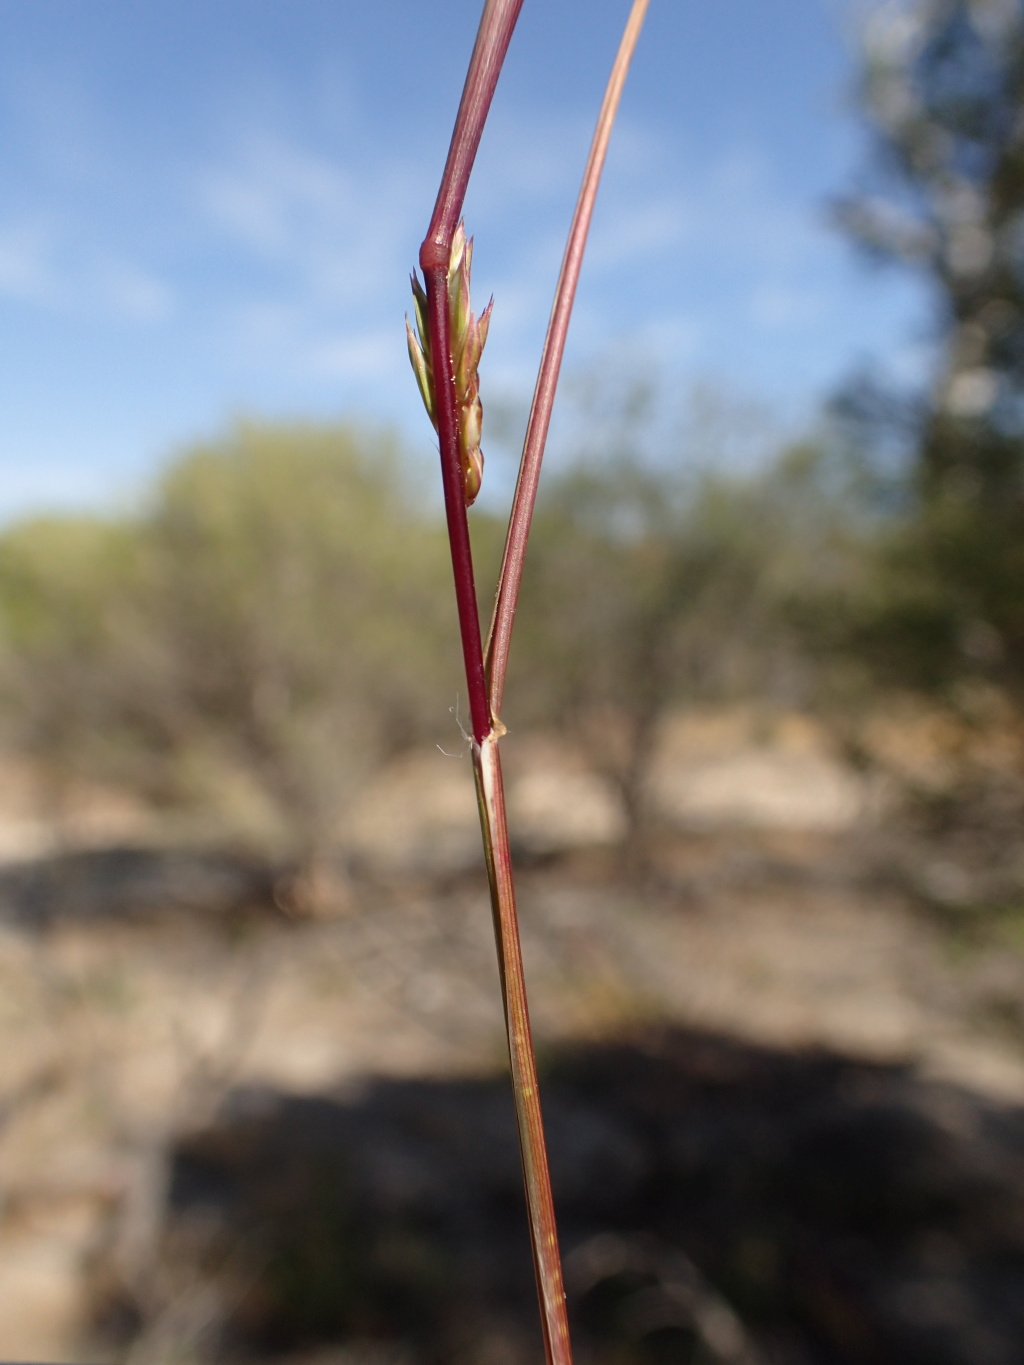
[0,221,173,324]
[308,327,402,381]
[198,128,429,307]
[186,105,875,414]
[202,132,358,257]
[585,198,688,271]
[97,259,174,322]
[0,225,58,303]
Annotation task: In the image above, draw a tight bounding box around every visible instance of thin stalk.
[423,268,490,743]
[419,7,573,1354]
[415,5,648,1364]
[420,0,524,745]
[477,20,649,1350]
[473,735,571,1365]
[486,0,651,720]
[422,0,525,265]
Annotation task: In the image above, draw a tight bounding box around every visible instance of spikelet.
[406,222,492,506]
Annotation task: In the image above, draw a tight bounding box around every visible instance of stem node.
[419,238,450,273]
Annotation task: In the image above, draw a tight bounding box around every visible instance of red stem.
[486,0,650,721]
[474,737,572,1365]
[421,0,525,269]
[424,268,490,742]
[419,0,524,744]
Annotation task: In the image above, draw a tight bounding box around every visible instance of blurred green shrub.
[0,422,456,861]
[0,399,999,870]
[507,440,861,846]
[0,513,143,806]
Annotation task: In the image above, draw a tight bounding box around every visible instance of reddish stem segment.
[423,267,490,743]
[486,0,651,720]
[419,0,524,744]
[421,0,525,269]
[474,737,572,1365]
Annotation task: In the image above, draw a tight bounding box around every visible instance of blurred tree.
[138,422,455,877]
[0,423,457,891]
[836,0,1024,698]
[508,443,842,859]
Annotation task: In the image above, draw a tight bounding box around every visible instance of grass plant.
[407,3,649,1360]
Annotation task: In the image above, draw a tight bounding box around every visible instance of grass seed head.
[407,221,491,506]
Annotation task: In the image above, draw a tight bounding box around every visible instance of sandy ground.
[0,712,1021,1360]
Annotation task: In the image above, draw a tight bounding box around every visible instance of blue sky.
[0,0,932,518]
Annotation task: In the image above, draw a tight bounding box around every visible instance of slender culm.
[408,6,649,1360]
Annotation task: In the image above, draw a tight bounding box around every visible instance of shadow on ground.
[90,1026,1024,1365]
[0,845,288,929]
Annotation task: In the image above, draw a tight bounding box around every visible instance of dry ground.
[0,708,1021,1361]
